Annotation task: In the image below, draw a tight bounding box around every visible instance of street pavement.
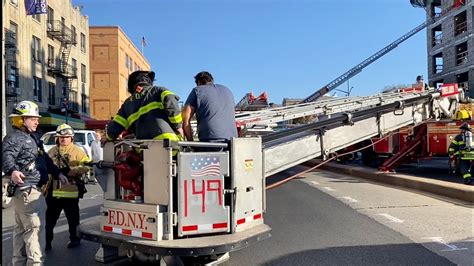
[2,167,472,265]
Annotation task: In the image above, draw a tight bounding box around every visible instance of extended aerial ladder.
[301,20,430,103]
[301,0,468,103]
[235,87,460,135]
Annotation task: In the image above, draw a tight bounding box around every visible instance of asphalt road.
[2,168,471,265]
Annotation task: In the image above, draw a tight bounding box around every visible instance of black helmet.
[460,122,471,131]
[127,71,155,94]
[416,75,423,82]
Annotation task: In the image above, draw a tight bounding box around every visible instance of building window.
[32,12,41,22]
[72,58,77,77]
[32,36,41,62]
[454,11,467,36]
[431,24,442,48]
[47,6,54,31]
[457,72,469,91]
[47,44,54,66]
[430,1,442,18]
[9,22,18,47]
[433,52,443,74]
[125,54,130,70]
[33,77,42,102]
[48,82,56,105]
[81,82,86,113]
[71,25,77,45]
[456,42,468,66]
[129,59,134,72]
[80,33,86,52]
[81,64,86,83]
[7,66,19,91]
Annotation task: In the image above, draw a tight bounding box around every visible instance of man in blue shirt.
[182,71,237,142]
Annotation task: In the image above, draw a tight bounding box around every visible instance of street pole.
[2,30,7,140]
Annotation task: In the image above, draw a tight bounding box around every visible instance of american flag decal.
[191,157,220,177]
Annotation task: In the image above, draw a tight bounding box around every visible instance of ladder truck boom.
[77,86,462,265]
[301,20,430,103]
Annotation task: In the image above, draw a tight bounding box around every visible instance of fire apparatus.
[77,86,462,265]
[77,3,471,263]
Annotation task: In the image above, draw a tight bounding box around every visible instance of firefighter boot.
[67,239,81,248]
[464,177,472,185]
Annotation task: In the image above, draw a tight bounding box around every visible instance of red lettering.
[184,180,188,217]
[116,211,125,226]
[192,179,206,213]
[108,210,115,225]
[127,212,136,228]
[137,213,146,230]
[207,180,222,206]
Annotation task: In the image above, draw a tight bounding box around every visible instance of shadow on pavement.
[260,243,457,266]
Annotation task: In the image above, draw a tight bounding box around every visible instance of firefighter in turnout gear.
[105,70,184,146]
[448,122,474,185]
[45,124,90,250]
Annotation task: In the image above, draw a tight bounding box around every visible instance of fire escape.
[46,20,78,115]
[4,29,19,102]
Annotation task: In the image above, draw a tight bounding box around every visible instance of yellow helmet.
[55,123,74,137]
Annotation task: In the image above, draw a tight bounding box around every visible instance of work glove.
[68,167,90,177]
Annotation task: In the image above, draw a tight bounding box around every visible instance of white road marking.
[83,194,101,200]
[3,237,11,241]
[323,187,335,191]
[340,196,358,203]
[2,231,12,236]
[422,237,469,251]
[311,181,319,185]
[378,213,404,223]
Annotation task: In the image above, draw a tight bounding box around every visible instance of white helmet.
[9,100,41,117]
[55,123,75,137]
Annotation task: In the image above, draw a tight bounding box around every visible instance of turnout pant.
[45,197,80,245]
[12,187,46,266]
[458,159,472,181]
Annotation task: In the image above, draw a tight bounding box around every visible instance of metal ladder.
[236,89,435,132]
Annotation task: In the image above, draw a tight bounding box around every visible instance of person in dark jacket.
[105,70,183,144]
[2,100,67,265]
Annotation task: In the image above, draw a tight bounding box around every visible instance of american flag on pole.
[141,36,147,47]
[191,157,220,177]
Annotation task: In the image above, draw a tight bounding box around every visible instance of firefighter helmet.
[460,122,471,131]
[56,123,75,137]
[127,71,155,94]
[9,101,41,117]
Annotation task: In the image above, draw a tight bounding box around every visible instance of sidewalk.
[304,159,474,204]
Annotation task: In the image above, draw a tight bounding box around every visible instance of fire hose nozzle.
[86,160,115,169]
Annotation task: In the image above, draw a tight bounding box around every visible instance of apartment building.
[423,0,473,96]
[3,0,90,133]
[89,26,150,120]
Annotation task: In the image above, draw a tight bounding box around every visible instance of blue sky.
[74,0,428,104]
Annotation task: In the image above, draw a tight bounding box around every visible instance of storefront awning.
[39,112,85,129]
[71,114,109,130]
